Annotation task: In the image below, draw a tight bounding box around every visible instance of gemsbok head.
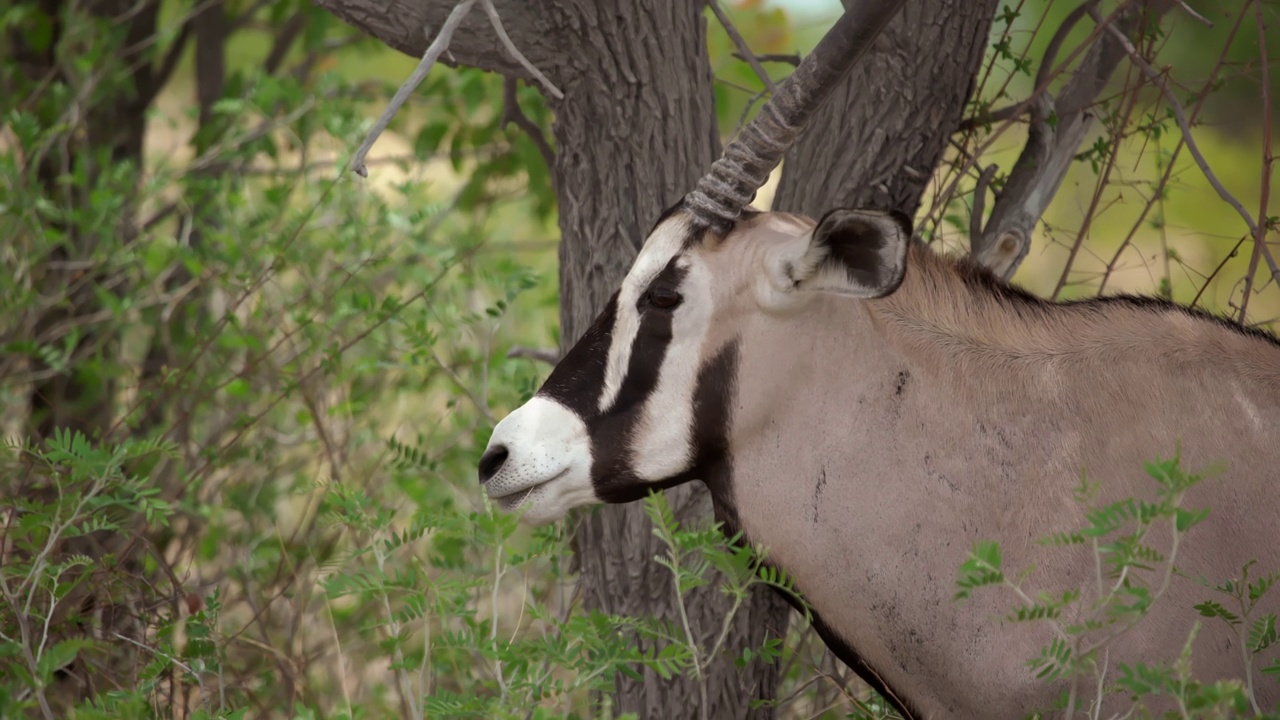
[478,3,1280,717]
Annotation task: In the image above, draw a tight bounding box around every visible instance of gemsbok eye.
[646,287,682,310]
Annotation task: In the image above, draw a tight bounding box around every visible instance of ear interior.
[794,209,912,299]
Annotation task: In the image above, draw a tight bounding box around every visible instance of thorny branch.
[1090,4,1280,299]
[1099,3,1248,299]
[970,0,1167,279]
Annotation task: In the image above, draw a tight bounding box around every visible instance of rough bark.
[772,0,1000,219]
[542,5,792,717]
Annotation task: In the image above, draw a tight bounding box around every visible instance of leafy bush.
[956,453,1280,718]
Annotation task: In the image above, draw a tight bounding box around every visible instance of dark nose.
[478,445,509,485]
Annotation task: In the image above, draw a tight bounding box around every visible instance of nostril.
[478,445,509,484]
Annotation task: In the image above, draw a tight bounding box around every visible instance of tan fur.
[697,220,1280,718]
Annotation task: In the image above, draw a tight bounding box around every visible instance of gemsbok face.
[478,206,911,525]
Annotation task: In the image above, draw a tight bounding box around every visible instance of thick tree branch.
[970,0,1173,279]
[312,0,564,83]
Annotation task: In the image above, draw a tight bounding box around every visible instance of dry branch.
[1088,4,1280,304]
[350,0,478,177]
[480,0,562,99]
[970,1,1169,279]
[349,0,561,177]
[710,2,776,93]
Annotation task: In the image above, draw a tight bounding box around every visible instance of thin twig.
[970,164,998,242]
[1093,6,1280,287]
[479,0,562,99]
[732,51,801,67]
[506,346,559,365]
[1173,0,1212,27]
[349,0,478,177]
[709,1,776,93]
[1239,0,1272,324]
[1098,2,1249,296]
[501,78,555,169]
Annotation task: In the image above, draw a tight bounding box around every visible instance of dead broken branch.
[969,0,1160,279]
[350,0,477,177]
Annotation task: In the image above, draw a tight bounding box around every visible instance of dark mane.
[947,251,1280,350]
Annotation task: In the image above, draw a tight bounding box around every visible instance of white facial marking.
[631,254,714,481]
[598,215,693,412]
[481,397,595,525]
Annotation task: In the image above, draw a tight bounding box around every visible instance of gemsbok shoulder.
[478,2,1280,717]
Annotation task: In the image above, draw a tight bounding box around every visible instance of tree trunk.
[772,0,999,218]
[548,6,789,717]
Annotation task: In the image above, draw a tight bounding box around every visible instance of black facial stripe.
[611,258,686,410]
[590,258,688,497]
[537,293,617,420]
[594,338,739,504]
[687,341,738,517]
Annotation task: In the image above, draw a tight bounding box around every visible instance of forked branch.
[349,0,561,177]
[970,0,1174,279]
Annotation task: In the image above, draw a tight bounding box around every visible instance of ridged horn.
[684,0,907,234]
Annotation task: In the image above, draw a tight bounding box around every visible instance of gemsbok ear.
[793,209,912,299]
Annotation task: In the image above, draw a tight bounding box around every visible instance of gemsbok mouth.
[486,467,568,511]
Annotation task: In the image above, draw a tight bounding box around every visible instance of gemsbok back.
[477,3,1280,717]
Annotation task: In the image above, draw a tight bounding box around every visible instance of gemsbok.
[478,2,1280,717]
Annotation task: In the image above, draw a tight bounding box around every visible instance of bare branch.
[710,2,776,93]
[317,0,559,81]
[502,78,555,169]
[732,52,802,67]
[1239,1,1273,324]
[506,346,560,365]
[1091,5,1280,290]
[970,164,997,249]
[1173,0,1212,27]
[350,0,478,177]
[479,0,563,99]
[971,1,1171,279]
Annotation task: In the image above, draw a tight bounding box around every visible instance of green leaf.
[37,639,92,683]
[1175,507,1210,532]
[1248,614,1277,654]
[1194,600,1241,626]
